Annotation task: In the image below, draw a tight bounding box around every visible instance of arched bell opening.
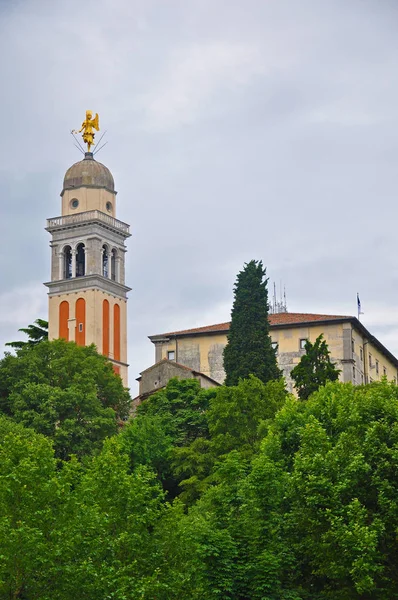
[76,243,85,277]
[64,245,72,279]
[111,249,117,282]
[102,244,109,278]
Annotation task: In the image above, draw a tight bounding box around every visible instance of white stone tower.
[44,151,131,386]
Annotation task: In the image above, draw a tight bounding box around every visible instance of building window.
[352,339,355,353]
[76,243,85,277]
[353,366,356,381]
[78,323,83,333]
[272,341,278,354]
[376,360,379,375]
[369,353,372,368]
[167,351,175,361]
[361,374,364,384]
[383,367,387,377]
[360,347,363,361]
[70,198,79,209]
[299,338,307,350]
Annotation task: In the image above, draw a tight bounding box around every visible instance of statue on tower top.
[72,110,99,153]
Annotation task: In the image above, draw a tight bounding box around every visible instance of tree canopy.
[0,337,397,598]
[0,338,131,459]
[223,260,281,386]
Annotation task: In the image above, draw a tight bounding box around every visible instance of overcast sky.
[1,0,398,394]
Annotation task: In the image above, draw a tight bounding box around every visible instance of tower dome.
[62,152,115,195]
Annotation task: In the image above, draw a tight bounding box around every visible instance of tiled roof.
[150,312,353,338]
[137,358,220,385]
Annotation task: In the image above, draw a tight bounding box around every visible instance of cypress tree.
[223,260,281,386]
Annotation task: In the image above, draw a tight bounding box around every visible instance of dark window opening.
[300,338,307,350]
[76,243,85,277]
[102,245,109,278]
[64,246,72,279]
[111,249,117,281]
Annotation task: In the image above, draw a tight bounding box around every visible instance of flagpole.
[357,293,363,321]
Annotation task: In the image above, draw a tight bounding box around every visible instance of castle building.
[147,313,398,394]
[44,151,131,386]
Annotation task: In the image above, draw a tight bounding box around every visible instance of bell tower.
[44,147,131,386]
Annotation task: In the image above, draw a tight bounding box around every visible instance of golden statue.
[72,110,99,152]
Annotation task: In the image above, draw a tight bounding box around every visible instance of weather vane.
[72,110,100,153]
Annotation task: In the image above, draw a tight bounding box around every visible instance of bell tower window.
[64,245,72,279]
[111,249,117,282]
[76,243,85,277]
[102,245,109,278]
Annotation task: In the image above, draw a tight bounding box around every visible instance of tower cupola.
[62,152,115,194]
[61,153,117,218]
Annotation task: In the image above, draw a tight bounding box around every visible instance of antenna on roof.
[269,281,288,314]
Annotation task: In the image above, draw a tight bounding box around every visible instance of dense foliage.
[1,339,398,598]
[223,260,281,386]
[291,333,341,399]
[0,339,131,459]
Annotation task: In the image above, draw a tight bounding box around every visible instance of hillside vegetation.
[0,340,397,599]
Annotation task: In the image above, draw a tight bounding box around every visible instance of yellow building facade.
[44,151,131,386]
[149,313,398,393]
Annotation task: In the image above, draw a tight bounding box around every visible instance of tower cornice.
[44,274,132,298]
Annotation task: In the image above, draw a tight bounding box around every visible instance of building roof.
[150,312,352,338]
[149,312,398,369]
[62,153,115,195]
[136,357,220,386]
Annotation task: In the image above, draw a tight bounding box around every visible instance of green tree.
[5,318,48,350]
[290,334,340,400]
[0,339,131,459]
[0,416,62,600]
[0,416,197,600]
[133,378,216,499]
[173,376,287,504]
[235,380,398,598]
[137,378,215,447]
[56,438,167,599]
[223,260,281,386]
